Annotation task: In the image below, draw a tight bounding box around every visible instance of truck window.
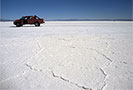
[29,17,32,19]
[34,16,39,19]
[24,17,28,20]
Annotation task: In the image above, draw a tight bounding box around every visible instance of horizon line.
[0,18,133,21]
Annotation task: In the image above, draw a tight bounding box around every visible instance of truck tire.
[35,22,40,26]
[16,23,22,27]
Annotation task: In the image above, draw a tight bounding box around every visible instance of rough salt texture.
[0,21,132,90]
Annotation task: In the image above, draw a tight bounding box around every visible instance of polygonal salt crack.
[99,68,107,90]
[25,63,42,72]
[50,70,92,90]
[90,48,110,90]
[90,48,112,63]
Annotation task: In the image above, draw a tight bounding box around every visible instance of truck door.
[27,16,34,24]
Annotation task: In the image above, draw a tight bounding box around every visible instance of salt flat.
[0,21,132,90]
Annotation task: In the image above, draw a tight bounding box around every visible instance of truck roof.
[22,15,37,17]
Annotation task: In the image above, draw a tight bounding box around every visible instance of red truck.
[14,15,45,27]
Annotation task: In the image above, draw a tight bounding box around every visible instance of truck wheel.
[35,22,40,26]
[16,23,22,27]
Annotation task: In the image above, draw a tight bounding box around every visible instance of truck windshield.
[34,16,40,19]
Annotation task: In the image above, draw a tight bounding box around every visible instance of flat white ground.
[0,21,132,90]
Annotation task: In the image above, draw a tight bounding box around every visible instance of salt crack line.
[99,68,107,90]
[90,48,112,62]
[25,63,42,72]
[35,38,41,50]
[99,68,107,77]
[90,48,110,90]
[50,70,92,90]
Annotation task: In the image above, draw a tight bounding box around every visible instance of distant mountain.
[0,19,14,21]
[0,18,132,21]
[46,19,133,21]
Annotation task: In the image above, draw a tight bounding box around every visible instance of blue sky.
[1,0,132,20]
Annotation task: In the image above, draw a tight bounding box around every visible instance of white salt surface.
[0,21,133,90]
